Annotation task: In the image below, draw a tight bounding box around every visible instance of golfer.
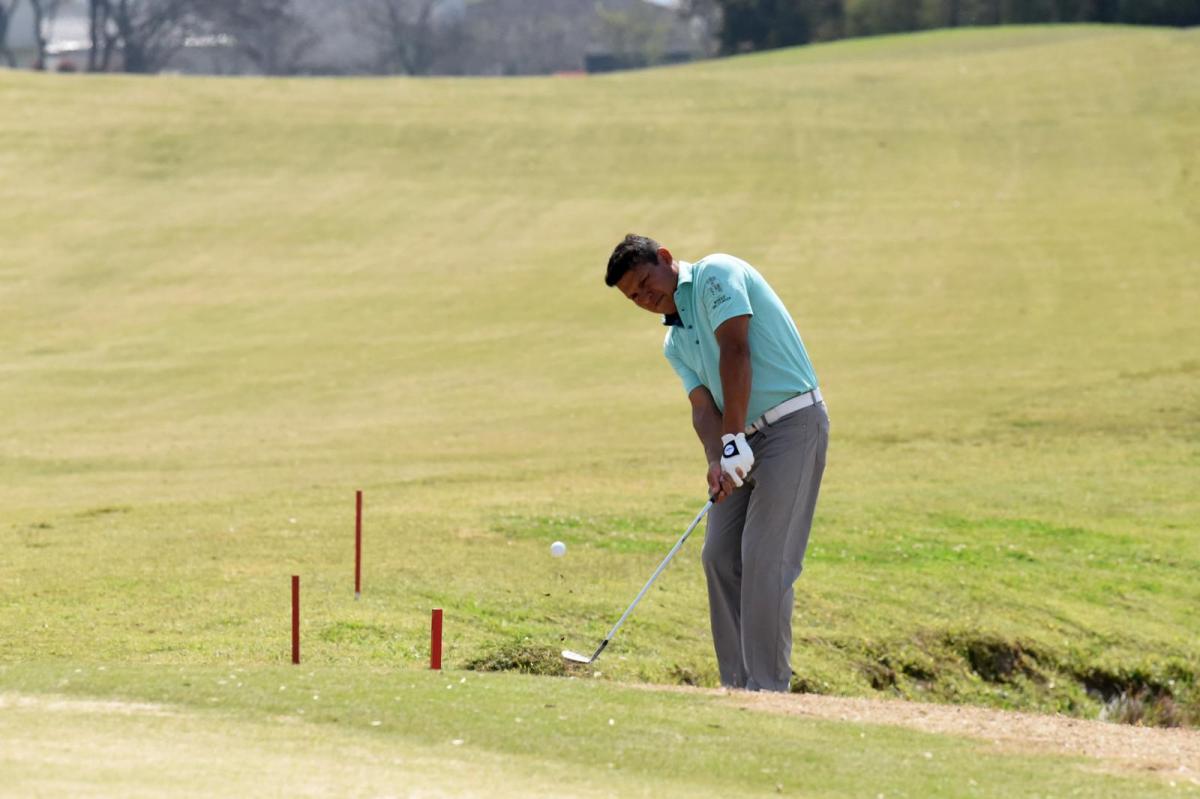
[605,234,829,692]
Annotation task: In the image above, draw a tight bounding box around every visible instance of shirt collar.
[662,261,693,327]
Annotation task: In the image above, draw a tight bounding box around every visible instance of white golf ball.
[550,541,567,558]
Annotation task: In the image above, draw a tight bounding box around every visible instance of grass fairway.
[1,23,1199,795]
[2,665,1196,797]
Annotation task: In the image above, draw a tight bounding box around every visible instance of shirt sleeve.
[697,259,753,331]
[664,336,703,396]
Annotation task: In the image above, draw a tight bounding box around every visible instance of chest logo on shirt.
[703,276,731,312]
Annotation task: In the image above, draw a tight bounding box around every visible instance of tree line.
[2,0,681,75]
[1,0,1196,75]
[0,0,462,74]
[684,0,1200,55]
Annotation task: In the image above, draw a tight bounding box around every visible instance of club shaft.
[602,499,713,641]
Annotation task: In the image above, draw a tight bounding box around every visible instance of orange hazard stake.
[431,609,443,670]
[355,490,363,599]
[291,575,300,664]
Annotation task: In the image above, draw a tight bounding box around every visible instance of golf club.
[562,494,716,665]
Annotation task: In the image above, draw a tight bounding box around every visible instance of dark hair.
[605,233,660,287]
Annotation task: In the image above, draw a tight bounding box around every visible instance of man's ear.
[657,247,673,267]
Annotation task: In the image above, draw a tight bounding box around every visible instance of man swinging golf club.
[605,234,829,692]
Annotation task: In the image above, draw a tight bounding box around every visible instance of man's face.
[615,252,678,316]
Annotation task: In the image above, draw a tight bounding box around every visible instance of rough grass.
[465,639,570,676]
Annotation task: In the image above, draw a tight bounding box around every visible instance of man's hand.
[707,461,736,503]
[719,432,755,487]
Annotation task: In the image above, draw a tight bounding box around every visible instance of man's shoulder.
[692,253,762,291]
[692,252,749,276]
[691,254,755,317]
[695,252,775,296]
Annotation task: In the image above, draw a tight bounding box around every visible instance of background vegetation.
[699,0,1200,54]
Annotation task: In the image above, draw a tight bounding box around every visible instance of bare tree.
[110,0,195,72]
[87,0,115,70]
[84,0,197,72]
[0,0,20,67]
[203,0,318,75]
[459,2,575,76]
[356,0,454,75]
[88,0,104,70]
[28,0,61,69]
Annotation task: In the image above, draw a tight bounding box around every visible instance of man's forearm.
[692,400,725,465]
[719,342,752,436]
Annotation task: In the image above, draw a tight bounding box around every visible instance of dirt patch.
[642,684,1200,781]
[946,632,1042,684]
[463,640,570,676]
[0,693,179,718]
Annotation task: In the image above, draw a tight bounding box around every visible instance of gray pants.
[701,402,829,692]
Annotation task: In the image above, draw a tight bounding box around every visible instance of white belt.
[745,389,823,435]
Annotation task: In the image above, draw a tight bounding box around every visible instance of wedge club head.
[562,640,608,665]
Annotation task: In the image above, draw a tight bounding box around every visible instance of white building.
[4,0,91,70]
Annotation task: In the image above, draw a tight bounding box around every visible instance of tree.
[705,0,1196,57]
[455,0,578,76]
[0,0,19,67]
[595,3,671,68]
[709,0,834,54]
[28,0,61,69]
[88,0,110,70]
[845,0,923,35]
[677,0,723,56]
[84,0,198,72]
[808,0,845,40]
[113,0,196,72]
[202,0,318,75]
[355,0,459,75]
[1118,0,1200,26]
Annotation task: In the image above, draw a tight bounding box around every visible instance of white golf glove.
[719,432,755,487]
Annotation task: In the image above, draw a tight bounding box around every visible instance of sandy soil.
[647,684,1200,782]
[0,692,179,717]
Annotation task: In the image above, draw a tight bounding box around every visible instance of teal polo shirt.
[663,254,819,428]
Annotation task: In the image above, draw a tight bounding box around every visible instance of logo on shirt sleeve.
[703,276,731,312]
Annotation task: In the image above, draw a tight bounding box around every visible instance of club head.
[562,639,607,665]
[561,650,594,664]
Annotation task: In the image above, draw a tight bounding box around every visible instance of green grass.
[2,663,1194,798]
[1,23,1199,795]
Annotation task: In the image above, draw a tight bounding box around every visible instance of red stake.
[355,490,363,599]
[291,575,300,665]
[431,608,443,670]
